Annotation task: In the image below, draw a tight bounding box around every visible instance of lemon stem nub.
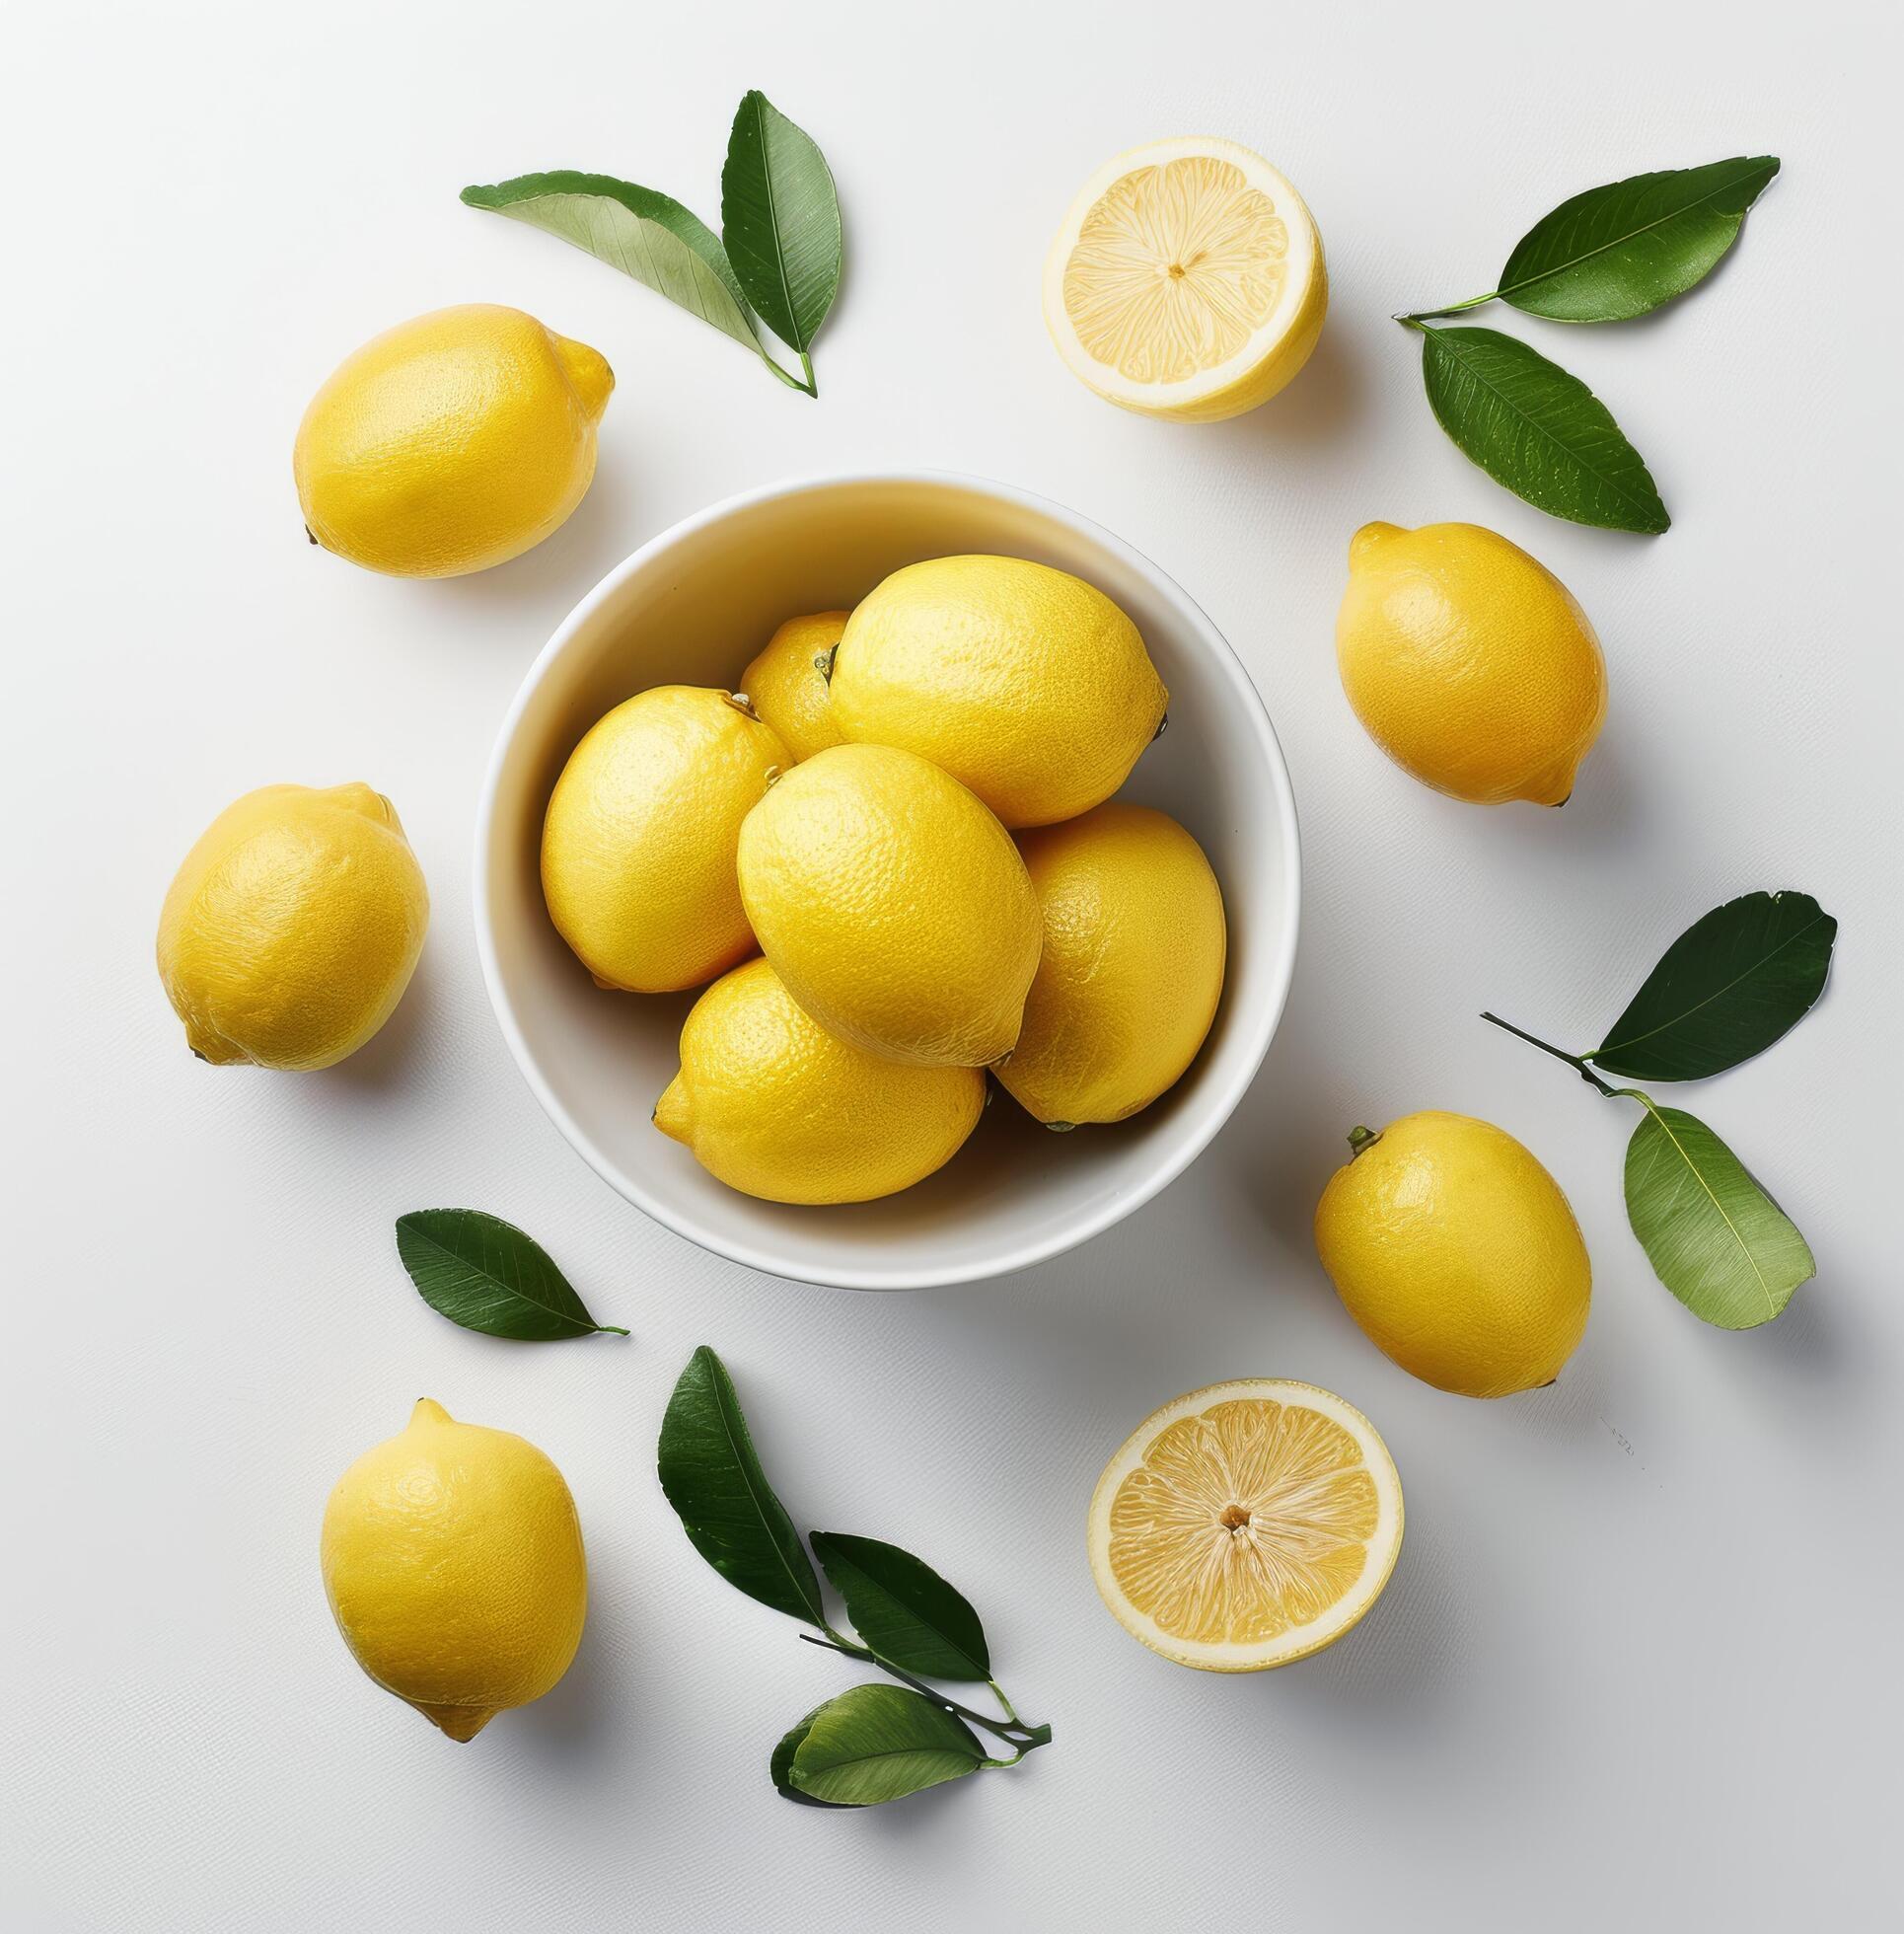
[1219,1504,1250,1529]
[1347,1125,1380,1158]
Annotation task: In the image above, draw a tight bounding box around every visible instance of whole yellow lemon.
[828,556,1167,828]
[740,611,849,762]
[157,782,428,1070]
[1336,521,1607,805]
[542,687,789,994]
[1313,1111,1591,1398]
[322,1399,586,1742]
[737,743,1042,1067]
[1001,803,1225,1127]
[655,958,987,1203]
[294,304,613,578]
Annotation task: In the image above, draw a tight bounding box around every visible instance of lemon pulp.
[1089,1379,1402,1671]
[1064,155,1288,381]
[1045,137,1326,421]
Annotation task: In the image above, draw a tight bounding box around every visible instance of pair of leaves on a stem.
[1402,157,1780,533]
[657,1346,1048,1809]
[1487,889,1835,1328]
[463,91,841,397]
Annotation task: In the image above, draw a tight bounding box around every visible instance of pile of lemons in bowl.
[540,554,1229,1206]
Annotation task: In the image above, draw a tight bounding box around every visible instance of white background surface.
[4,2,1898,1927]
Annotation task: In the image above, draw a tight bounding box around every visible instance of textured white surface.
[3,2,1897,1927]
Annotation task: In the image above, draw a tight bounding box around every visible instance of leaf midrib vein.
[1428,329,1658,518]
[1500,160,1774,305]
[1641,1102,1774,1314]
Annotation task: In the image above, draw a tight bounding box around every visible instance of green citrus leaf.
[1417,324,1669,533]
[461,172,763,355]
[785,1684,985,1807]
[810,1533,991,1681]
[1592,890,1836,1080]
[770,1705,859,1808]
[1499,157,1781,323]
[394,1209,626,1340]
[657,1346,825,1626]
[720,91,842,357]
[1623,1102,1814,1328]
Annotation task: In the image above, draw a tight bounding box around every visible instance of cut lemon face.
[1087,1379,1402,1671]
[1044,138,1327,423]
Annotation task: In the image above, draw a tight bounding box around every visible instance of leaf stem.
[1479,1011,1619,1097]
[1396,290,1500,325]
[799,349,817,397]
[798,1631,1048,1751]
[758,350,817,396]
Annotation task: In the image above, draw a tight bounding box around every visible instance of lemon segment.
[1088,1379,1402,1672]
[1044,138,1326,422]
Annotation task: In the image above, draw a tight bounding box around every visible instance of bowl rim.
[473,467,1302,1290]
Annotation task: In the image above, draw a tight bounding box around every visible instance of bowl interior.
[478,476,1297,1288]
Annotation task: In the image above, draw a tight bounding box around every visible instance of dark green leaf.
[720,91,842,356]
[783,1684,985,1807]
[1499,158,1781,323]
[461,172,763,355]
[1592,890,1836,1080]
[1417,324,1669,533]
[810,1533,991,1681]
[394,1209,626,1340]
[1623,1102,1813,1328]
[770,1705,858,1808]
[657,1346,825,1626]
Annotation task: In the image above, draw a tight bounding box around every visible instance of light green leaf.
[1416,323,1669,533]
[461,172,762,355]
[784,1683,985,1807]
[1499,158,1781,323]
[720,91,842,358]
[1622,1101,1813,1328]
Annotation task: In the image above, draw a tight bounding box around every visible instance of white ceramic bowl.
[476,473,1300,1290]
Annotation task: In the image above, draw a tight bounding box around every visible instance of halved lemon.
[1043,137,1327,423]
[1087,1378,1402,1671]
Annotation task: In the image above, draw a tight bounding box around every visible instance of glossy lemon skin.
[157,782,428,1070]
[737,743,1042,1068]
[1001,803,1225,1126]
[321,1399,587,1742]
[294,304,613,578]
[829,556,1167,828]
[740,611,849,761]
[1336,522,1607,805]
[542,687,789,994]
[1314,1111,1592,1398]
[654,958,987,1203]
